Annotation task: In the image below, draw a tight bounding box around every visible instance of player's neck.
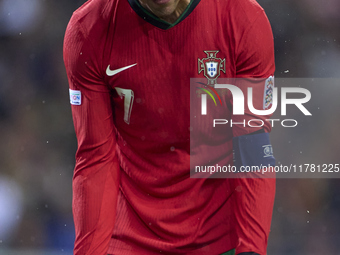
[138,0,191,24]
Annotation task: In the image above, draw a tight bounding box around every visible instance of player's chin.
[151,0,173,5]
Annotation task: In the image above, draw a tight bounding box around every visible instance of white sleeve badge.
[69,89,81,105]
[263,76,274,110]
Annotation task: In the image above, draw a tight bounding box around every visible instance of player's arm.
[232,7,276,255]
[64,17,120,255]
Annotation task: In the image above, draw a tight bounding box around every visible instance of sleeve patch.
[233,132,275,170]
[263,76,274,110]
[69,89,81,105]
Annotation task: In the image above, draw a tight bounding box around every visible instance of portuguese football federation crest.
[198,51,226,85]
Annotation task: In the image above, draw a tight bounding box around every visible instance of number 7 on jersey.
[115,87,134,124]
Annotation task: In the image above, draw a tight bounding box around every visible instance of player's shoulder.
[66,0,118,39]
[219,0,265,24]
[231,0,264,11]
[64,0,119,75]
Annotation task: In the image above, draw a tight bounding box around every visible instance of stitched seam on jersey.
[77,20,111,91]
[75,18,108,83]
[102,0,120,85]
[69,17,113,94]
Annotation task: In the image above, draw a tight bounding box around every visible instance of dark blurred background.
[0,0,339,254]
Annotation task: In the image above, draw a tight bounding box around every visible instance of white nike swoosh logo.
[106,63,137,76]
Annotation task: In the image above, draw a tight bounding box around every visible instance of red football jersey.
[63,0,275,254]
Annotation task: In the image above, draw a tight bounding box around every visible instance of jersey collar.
[127,0,201,30]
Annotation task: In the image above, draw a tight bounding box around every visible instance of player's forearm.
[232,130,275,255]
[233,177,275,255]
[73,158,120,255]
